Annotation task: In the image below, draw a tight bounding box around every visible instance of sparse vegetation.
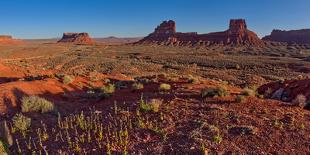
[21,96,55,113]
[292,94,307,108]
[62,75,74,84]
[132,82,144,90]
[241,87,256,97]
[201,85,230,98]
[101,84,116,94]
[235,95,246,103]
[12,114,31,136]
[138,96,162,113]
[159,83,171,91]
[0,140,10,155]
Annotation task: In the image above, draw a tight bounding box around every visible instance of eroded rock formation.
[58,33,95,45]
[258,79,310,109]
[137,19,264,46]
[263,29,310,44]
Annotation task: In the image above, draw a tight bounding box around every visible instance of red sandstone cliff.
[58,33,95,45]
[262,29,310,44]
[137,19,264,46]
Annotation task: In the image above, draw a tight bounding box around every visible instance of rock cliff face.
[137,19,264,46]
[58,33,95,45]
[262,29,310,44]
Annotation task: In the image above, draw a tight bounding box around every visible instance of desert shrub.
[62,75,74,84]
[159,83,171,91]
[148,99,162,113]
[139,98,162,113]
[241,88,256,97]
[201,86,230,98]
[188,75,200,84]
[101,84,116,94]
[85,84,115,99]
[292,94,307,108]
[0,140,10,155]
[132,82,144,90]
[21,96,55,113]
[115,81,128,89]
[235,95,246,103]
[12,114,31,136]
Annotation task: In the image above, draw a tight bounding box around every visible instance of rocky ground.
[0,42,309,154]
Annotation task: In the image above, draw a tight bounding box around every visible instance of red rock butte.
[0,35,23,45]
[58,32,95,45]
[263,29,310,44]
[137,19,264,46]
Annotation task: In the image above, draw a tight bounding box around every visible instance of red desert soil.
[0,42,309,154]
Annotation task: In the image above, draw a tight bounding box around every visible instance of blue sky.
[0,0,309,39]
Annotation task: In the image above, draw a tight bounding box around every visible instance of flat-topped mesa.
[137,19,264,46]
[58,32,95,45]
[0,35,13,40]
[0,35,23,44]
[262,29,310,44]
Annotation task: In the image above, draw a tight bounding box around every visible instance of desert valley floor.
[0,41,309,154]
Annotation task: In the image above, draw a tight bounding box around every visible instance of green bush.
[21,96,54,113]
[62,75,74,84]
[201,85,230,98]
[139,98,162,113]
[101,84,116,94]
[159,83,171,91]
[12,114,31,136]
[132,82,144,90]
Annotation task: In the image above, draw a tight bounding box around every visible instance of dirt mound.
[258,79,310,104]
[0,35,23,45]
[263,29,310,44]
[137,19,264,46]
[58,32,95,45]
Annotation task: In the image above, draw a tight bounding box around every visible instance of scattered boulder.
[58,32,95,45]
[263,29,310,44]
[258,79,310,108]
[137,19,264,46]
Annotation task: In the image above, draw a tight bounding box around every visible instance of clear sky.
[0,0,309,39]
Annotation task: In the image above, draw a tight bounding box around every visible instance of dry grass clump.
[12,114,31,137]
[139,97,162,113]
[292,94,307,108]
[132,82,144,90]
[241,88,256,97]
[0,139,10,155]
[21,96,55,113]
[201,85,230,98]
[62,75,74,84]
[159,83,171,91]
[101,84,116,94]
